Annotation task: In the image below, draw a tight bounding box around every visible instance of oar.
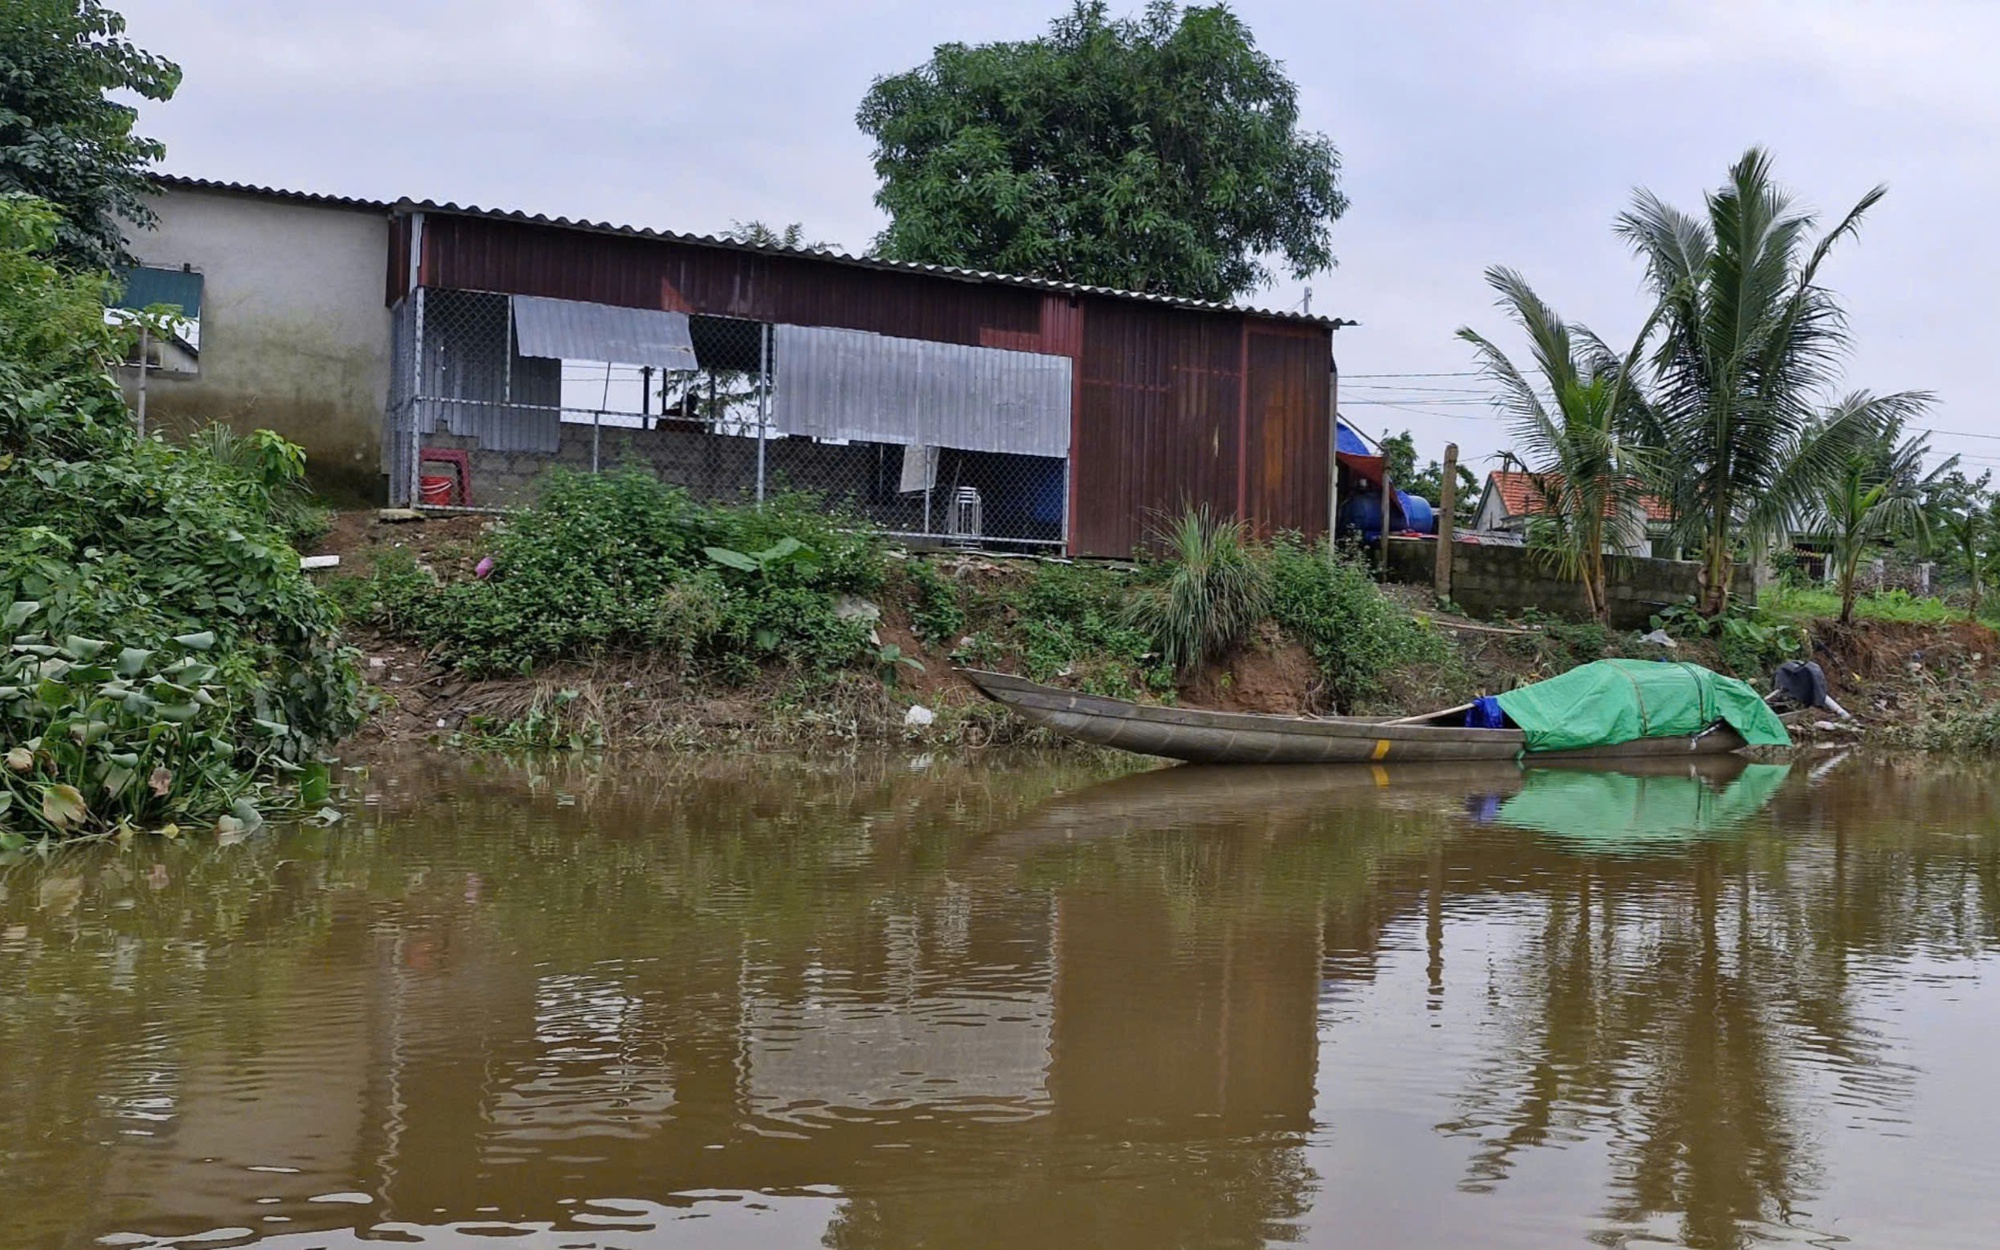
[1382,702,1476,727]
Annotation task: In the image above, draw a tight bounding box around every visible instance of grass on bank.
[337,479,1461,735]
[1759,581,1997,628]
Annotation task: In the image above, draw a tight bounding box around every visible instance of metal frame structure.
[387,285,1073,549]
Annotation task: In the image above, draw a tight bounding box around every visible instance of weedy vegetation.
[1266,535,1456,711]
[355,470,884,680]
[1125,506,1269,675]
[0,195,362,842]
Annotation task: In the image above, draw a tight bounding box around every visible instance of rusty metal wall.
[1074,299,1237,556]
[416,215,1044,346]
[408,212,1332,555]
[1243,326,1332,539]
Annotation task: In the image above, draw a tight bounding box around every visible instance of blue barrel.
[1342,491,1435,540]
[1339,492,1386,541]
[1398,491,1436,535]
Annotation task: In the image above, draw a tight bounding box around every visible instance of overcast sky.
[119,0,2000,479]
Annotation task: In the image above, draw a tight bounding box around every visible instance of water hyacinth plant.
[0,603,273,842]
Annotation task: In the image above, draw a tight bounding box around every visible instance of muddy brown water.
[4,751,1999,1249]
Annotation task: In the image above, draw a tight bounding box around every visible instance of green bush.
[1507,607,1612,672]
[1267,535,1452,710]
[367,469,885,678]
[0,196,362,838]
[904,558,967,645]
[187,423,334,550]
[1649,598,1805,678]
[1899,704,2000,754]
[1125,506,1269,675]
[1014,563,1163,688]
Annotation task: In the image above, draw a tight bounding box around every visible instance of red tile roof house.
[1470,470,1675,556]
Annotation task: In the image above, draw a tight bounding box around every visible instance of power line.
[1921,426,2000,444]
[1341,370,1482,379]
[1343,398,1497,407]
[1342,400,1500,423]
[1342,384,1495,394]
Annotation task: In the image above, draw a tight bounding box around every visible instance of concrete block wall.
[1383,538,1756,629]
[422,423,938,534]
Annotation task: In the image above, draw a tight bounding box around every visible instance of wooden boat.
[957,668,1750,765]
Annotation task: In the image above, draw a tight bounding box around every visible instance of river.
[3,751,1998,1248]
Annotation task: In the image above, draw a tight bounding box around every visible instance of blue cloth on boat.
[1465,696,1509,730]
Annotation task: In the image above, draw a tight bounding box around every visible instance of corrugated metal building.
[390,199,1339,557]
[146,177,1343,557]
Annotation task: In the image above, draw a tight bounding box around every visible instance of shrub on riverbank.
[363,469,888,678]
[949,559,1172,699]
[1124,506,1269,675]
[0,196,362,841]
[1266,535,1456,709]
[346,490,1457,720]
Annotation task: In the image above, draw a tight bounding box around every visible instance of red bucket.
[419,474,456,506]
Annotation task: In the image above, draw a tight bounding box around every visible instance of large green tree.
[0,1,178,270]
[857,1,1345,301]
[1618,148,1924,615]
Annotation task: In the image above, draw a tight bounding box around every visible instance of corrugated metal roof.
[511,295,699,370]
[151,174,393,213]
[150,173,1341,327]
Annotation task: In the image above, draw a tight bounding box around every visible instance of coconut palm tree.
[1616,148,1931,615]
[1922,469,1998,618]
[1812,406,1952,624]
[1458,267,1653,624]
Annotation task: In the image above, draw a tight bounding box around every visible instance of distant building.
[1470,469,1674,555]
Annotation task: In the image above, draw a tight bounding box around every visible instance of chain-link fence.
[385,287,1069,550]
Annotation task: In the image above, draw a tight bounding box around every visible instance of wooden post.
[1327,364,1340,559]
[1378,462,1393,570]
[1435,442,1458,600]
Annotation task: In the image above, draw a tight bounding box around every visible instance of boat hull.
[959,669,1750,765]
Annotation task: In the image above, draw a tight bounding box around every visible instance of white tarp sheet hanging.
[511,295,699,371]
[772,324,1070,458]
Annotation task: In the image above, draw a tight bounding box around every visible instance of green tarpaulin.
[1495,763,1792,851]
[1494,659,1791,754]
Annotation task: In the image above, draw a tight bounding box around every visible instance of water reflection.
[1484,760,1791,851]
[1,753,1998,1248]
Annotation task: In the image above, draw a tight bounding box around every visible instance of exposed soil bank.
[315,510,2000,757]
